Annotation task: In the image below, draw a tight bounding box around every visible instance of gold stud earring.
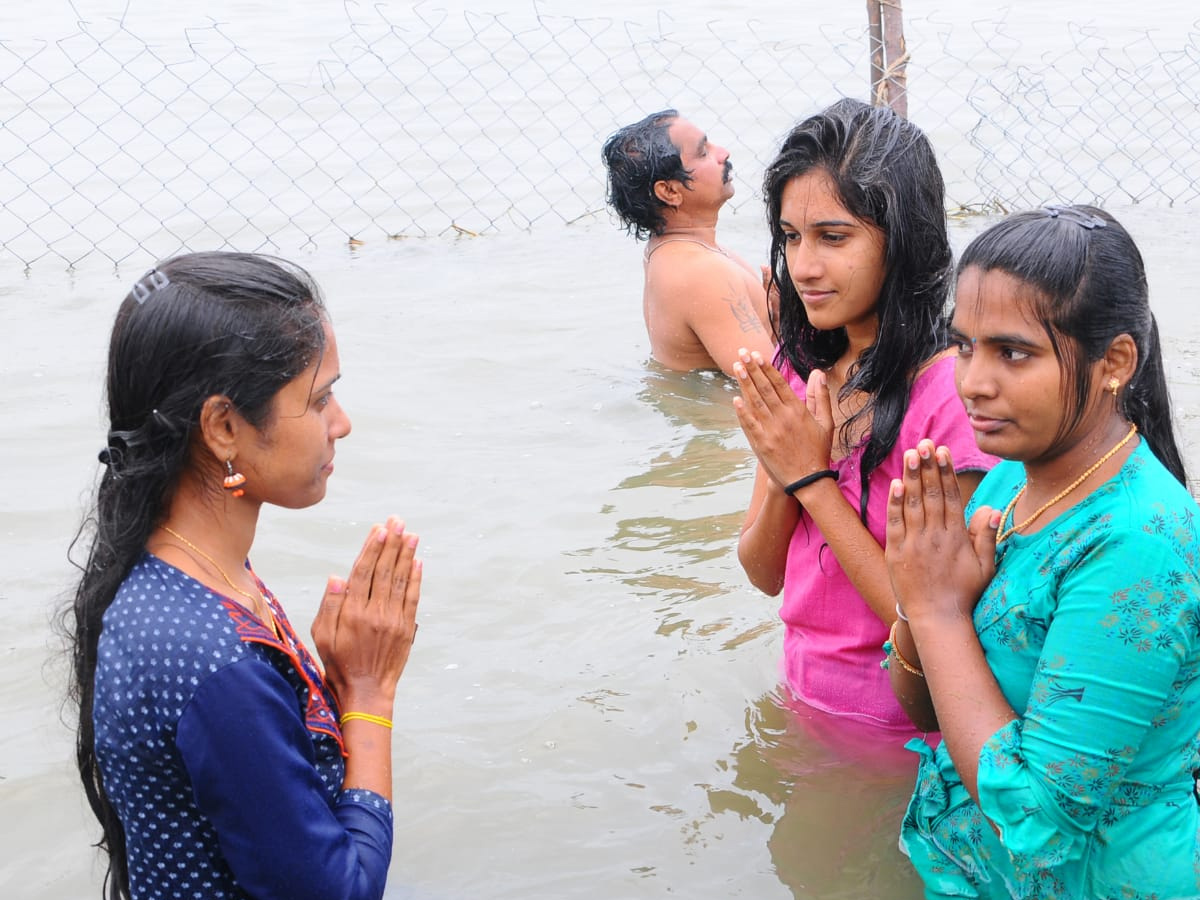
[1108,377,1120,397]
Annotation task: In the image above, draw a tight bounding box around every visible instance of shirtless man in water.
[602,110,773,377]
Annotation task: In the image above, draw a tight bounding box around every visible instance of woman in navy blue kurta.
[95,556,394,899]
[68,253,422,900]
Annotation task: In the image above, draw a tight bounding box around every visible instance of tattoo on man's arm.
[726,293,765,334]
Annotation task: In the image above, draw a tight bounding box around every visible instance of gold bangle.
[883,619,924,678]
[339,711,393,730]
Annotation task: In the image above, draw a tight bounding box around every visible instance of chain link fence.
[2,5,1199,267]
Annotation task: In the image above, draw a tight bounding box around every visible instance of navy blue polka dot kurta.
[93,553,394,900]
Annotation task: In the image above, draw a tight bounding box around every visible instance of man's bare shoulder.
[644,242,757,293]
[641,240,773,374]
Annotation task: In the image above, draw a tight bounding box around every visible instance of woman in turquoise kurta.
[882,205,1200,899]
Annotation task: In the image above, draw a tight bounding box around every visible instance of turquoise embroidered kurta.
[901,443,1200,899]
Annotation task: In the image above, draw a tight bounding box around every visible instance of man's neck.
[650,220,719,249]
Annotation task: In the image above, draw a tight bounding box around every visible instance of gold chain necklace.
[996,423,1138,543]
[160,525,275,628]
[643,236,730,261]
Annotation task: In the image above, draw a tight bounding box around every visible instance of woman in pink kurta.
[734,99,996,743]
[779,357,992,730]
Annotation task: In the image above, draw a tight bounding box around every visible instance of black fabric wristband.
[783,469,838,497]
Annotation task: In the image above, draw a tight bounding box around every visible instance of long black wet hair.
[63,252,327,899]
[601,108,691,240]
[957,204,1186,486]
[763,97,953,518]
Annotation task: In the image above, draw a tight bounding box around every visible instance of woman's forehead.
[953,268,1050,332]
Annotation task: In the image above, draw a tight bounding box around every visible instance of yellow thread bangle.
[884,619,925,678]
[339,711,393,729]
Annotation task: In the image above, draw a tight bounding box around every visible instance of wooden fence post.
[866,0,908,117]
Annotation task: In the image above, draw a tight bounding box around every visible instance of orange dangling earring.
[223,459,247,498]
